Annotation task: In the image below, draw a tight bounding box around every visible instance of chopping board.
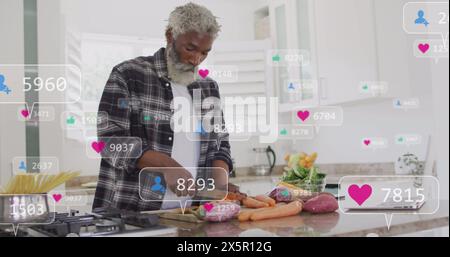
[157,207,205,223]
[151,190,230,223]
[140,207,204,223]
[158,212,205,223]
[156,205,267,224]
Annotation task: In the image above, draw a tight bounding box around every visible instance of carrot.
[255,195,276,207]
[238,207,271,221]
[242,197,269,208]
[250,201,303,221]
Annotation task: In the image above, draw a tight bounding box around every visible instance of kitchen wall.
[295,43,435,164]
[0,0,26,186]
[430,53,449,200]
[60,0,264,41]
[292,10,448,199]
[1,0,447,197]
[37,0,285,176]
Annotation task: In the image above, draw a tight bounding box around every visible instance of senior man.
[93,2,245,212]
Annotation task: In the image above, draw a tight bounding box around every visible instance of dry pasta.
[0,171,80,194]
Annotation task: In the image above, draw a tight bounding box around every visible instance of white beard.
[166,45,198,86]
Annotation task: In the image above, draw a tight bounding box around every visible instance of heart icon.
[204,203,214,212]
[21,109,30,118]
[348,184,372,206]
[52,194,63,203]
[198,69,209,79]
[91,141,106,153]
[363,139,371,146]
[297,110,310,122]
[418,43,430,54]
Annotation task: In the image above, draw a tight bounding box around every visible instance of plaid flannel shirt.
[92,47,233,212]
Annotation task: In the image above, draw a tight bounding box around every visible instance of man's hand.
[228,182,247,199]
[211,160,229,192]
[227,182,241,193]
[138,150,195,197]
[211,160,247,198]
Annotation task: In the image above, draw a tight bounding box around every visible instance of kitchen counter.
[63,172,448,237]
[158,200,448,237]
[65,162,396,194]
[229,175,341,185]
[157,176,448,237]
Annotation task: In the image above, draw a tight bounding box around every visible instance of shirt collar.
[152,47,169,79]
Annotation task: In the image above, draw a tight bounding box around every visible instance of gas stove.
[0,208,177,237]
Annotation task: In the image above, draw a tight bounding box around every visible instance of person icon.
[150,176,166,193]
[118,98,128,109]
[0,74,12,95]
[288,83,295,91]
[18,161,26,171]
[415,10,429,27]
[196,121,207,135]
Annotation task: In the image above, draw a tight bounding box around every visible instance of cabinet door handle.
[320,77,328,100]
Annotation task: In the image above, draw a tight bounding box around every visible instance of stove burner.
[26,208,160,237]
[95,219,122,233]
[30,213,98,236]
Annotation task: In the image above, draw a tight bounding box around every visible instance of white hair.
[167,2,221,39]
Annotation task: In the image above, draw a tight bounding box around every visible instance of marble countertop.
[159,200,448,237]
[157,174,448,237]
[64,175,341,196]
[66,162,397,192]
[64,174,448,237]
[63,165,448,237]
[229,174,342,185]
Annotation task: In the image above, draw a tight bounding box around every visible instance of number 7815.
[381,188,425,203]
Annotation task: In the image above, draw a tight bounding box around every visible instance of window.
[64,32,164,141]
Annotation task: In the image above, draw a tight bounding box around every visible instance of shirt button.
[165,83,170,87]
[168,137,172,141]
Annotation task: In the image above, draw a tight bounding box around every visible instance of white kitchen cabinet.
[313,0,379,105]
[372,0,412,99]
[269,0,321,112]
[270,0,412,109]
